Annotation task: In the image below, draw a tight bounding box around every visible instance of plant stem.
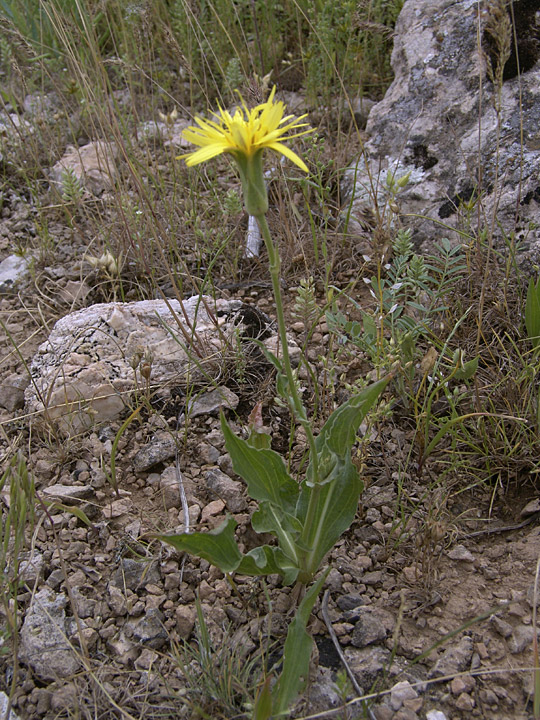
[256,213,323,579]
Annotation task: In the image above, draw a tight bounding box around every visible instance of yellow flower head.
[179,87,312,173]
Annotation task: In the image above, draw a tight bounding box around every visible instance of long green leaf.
[221,414,299,513]
[317,375,389,456]
[297,459,363,575]
[306,375,389,487]
[237,545,299,585]
[526,277,540,350]
[251,501,302,568]
[273,570,329,715]
[159,516,242,574]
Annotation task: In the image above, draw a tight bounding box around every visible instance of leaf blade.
[158,516,242,574]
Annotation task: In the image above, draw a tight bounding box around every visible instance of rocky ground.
[0,43,539,718]
[1,178,539,720]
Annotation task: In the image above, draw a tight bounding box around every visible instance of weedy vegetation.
[0,0,539,718]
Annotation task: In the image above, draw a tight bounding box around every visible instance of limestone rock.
[49,140,118,195]
[25,296,294,434]
[19,587,81,681]
[0,690,22,720]
[0,372,29,411]
[344,0,540,266]
[0,254,31,294]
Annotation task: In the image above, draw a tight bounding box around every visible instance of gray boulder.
[344,0,540,266]
[25,296,298,434]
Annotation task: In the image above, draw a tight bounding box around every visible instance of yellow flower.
[179,87,311,216]
[179,87,311,172]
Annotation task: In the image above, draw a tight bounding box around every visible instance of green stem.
[256,213,322,581]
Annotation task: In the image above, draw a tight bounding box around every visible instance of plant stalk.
[256,213,323,579]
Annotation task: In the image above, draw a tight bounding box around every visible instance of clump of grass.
[0,454,35,714]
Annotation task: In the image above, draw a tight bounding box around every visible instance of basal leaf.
[251,501,302,568]
[158,516,242,574]
[297,458,363,577]
[221,414,299,513]
[254,677,273,720]
[237,545,299,585]
[273,570,329,715]
[251,501,303,536]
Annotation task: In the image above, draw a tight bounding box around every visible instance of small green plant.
[327,232,469,402]
[159,88,389,718]
[60,167,84,205]
[171,594,267,718]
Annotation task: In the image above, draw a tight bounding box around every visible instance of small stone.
[0,691,22,720]
[454,692,475,711]
[79,627,98,650]
[345,646,389,690]
[33,688,51,715]
[394,709,419,720]
[201,499,226,523]
[187,387,239,418]
[429,636,473,678]
[50,683,78,713]
[133,433,176,472]
[0,254,31,293]
[199,442,220,464]
[127,608,167,649]
[390,680,418,711]
[527,582,540,608]
[426,712,448,720]
[134,648,159,670]
[107,631,137,662]
[447,544,475,562]
[198,579,214,600]
[450,675,475,695]
[178,504,201,528]
[402,565,420,583]
[362,570,383,585]
[19,552,44,586]
[175,605,196,638]
[70,588,96,619]
[19,587,81,681]
[351,607,394,648]
[373,704,393,720]
[58,280,91,304]
[521,498,540,516]
[508,625,535,654]
[0,373,29,410]
[205,468,247,512]
[102,497,132,518]
[49,140,118,195]
[324,568,343,592]
[41,484,93,503]
[108,586,127,616]
[337,594,365,611]
[480,688,499,706]
[160,473,180,509]
[111,559,161,591]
